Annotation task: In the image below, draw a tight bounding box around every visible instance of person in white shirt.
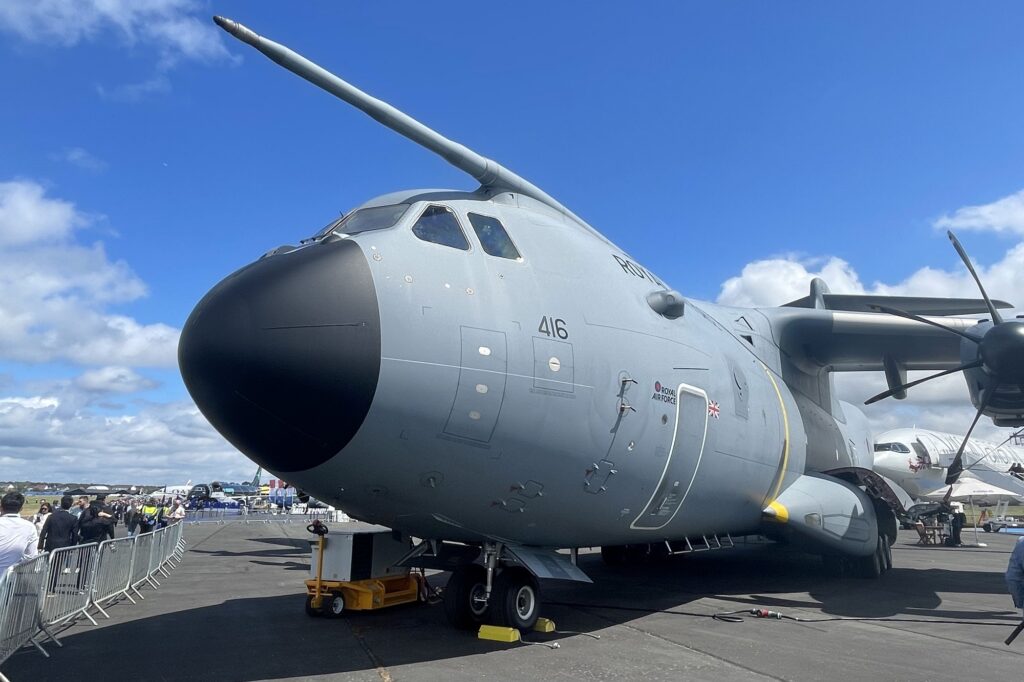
[0,492,39,573]
[32,501,52,534]
[166,498,187,524]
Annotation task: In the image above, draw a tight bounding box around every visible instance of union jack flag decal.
[708,400,720,419]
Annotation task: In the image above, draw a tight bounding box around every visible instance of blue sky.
[2,1,1023,483]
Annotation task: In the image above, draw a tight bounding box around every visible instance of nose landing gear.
[442,543,542,632]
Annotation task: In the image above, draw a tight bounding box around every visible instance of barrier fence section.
[130,531,157,596]
[0,554,54,675]
[90,536,137,618]
[0,522,189,677]
[41,544,100,632]
[185,508,349,525]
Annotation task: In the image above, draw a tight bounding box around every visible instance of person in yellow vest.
[138,498,160,534]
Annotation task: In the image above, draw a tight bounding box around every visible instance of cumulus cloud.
[0,0,238,100]
[0,178,179,367]
[716,243,1024,308]
[0,180,85,246]
[75,367,158,394]
[0,394,251,483]
[0,0,234,64]
[0,179,247,484]
[717,190,1024,445]
[935,188,1024,235]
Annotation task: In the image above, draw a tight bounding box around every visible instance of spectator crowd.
[1,492,186,573]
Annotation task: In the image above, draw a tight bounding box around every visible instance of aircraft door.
[630,384,709,530]
[443,327,507,443]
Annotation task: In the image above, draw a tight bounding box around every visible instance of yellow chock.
[533,617,556,633]
[478,625,522,643]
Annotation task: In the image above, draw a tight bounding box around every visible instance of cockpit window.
[307,204,410,242]
[468,213,522,260]
[873,442,911,454]
[411,205,469,250]
[337,204,410,235]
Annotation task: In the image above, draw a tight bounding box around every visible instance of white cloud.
[716,243,1024,308]
[935,188,1024,235]
[55,147,107,172]
[0,0,238,100]
[75,367,158,394]
[0,394,252,484]
[717,192,1024,445]
[0,180,84,246]
[0,0,234,65]
[0,179,179,367]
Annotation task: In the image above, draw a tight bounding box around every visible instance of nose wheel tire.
[489,568,540,631]
[443,565,489,630]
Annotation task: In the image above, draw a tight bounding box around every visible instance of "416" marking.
[538,316,569,340]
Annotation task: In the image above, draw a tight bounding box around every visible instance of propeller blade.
[867,304,982,343]
[863,360,983,405]
[945,386,996,485]
[948,231,1003,325]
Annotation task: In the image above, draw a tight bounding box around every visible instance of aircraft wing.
[763,306,978,373]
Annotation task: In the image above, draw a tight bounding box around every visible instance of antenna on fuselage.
[213,16,595,234]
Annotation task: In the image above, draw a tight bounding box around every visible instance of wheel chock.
[477,625,522,643]
[533,617,556,633]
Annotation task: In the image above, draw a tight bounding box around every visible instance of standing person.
[1007,536,1024,615]
[32,501,52,535]
[0,492,39,573]
[71,496,88,518]
[77,495,115,544]
[165,499,186,525]
[137,498,160,534]
[38,495,79,552]
[125,499,139,536]
[157,499,170,529]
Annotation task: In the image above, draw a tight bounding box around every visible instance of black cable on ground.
[546,600,1022,628]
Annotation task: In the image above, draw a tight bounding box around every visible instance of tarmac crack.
[350,625,394,682]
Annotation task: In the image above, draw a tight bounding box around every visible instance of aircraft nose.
[178,239,380,472]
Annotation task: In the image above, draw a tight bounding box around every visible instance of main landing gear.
[442,543,541,632]
[823,534,893,579]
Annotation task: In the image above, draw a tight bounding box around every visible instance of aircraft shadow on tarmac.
[6,536,1019,680]
[553,544,1019,621]
[190,537,312,571]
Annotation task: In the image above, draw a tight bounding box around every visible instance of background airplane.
[151,480,192,500]
[874,428,1024,500]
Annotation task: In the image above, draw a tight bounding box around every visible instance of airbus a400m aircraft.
[179,17,1024,631]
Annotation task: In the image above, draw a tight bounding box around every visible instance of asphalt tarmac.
[4,522,1023,681]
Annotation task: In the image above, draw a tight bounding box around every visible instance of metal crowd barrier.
[90,536,137,618]
[0,522,189,677]
[41,544,100,633]
[130,531,157,596]
[0,555,55,674]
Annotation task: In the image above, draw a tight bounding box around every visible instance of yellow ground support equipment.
[304,520,423,618]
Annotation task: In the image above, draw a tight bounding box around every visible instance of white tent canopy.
[924,475,1022,503]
